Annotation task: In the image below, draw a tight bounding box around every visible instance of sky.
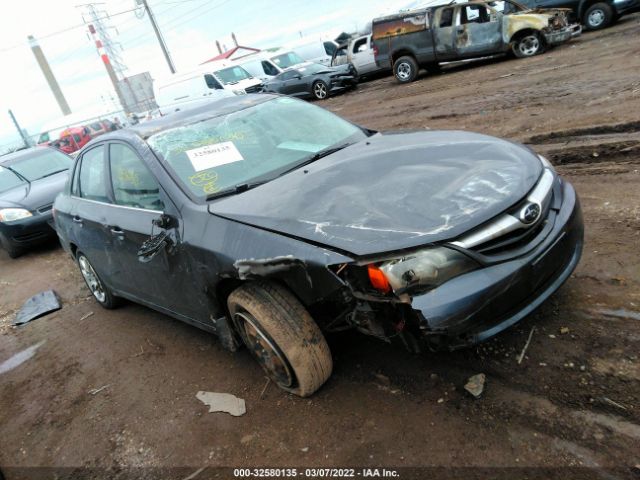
[0,0,422,149]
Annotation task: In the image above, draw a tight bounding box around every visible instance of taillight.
[372,42,379,57]
[367,264,391,293]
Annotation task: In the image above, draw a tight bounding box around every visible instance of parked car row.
[38,118,120,155]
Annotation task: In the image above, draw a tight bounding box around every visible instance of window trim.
[106,140,167,213]
[70,140,166,215]
[76,143,110,203]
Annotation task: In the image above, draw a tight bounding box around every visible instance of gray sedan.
[263,62,357,100]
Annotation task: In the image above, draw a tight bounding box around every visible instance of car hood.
[0,171,69,210]
[208,131,542,257]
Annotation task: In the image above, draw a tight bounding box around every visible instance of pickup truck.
[372,0,580,83]
[331,34,390,79]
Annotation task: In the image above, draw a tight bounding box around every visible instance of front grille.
[450,169,557,261]
[244,84,263,94]
[13,231,51,243]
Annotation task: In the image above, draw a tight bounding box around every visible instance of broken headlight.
[376,247,479,295]
[0,208,32,223]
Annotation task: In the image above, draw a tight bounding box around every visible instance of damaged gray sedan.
[53,94,583,396]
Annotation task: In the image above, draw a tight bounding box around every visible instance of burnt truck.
[372,0,580,83]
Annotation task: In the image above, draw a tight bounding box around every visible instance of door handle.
[73,216,83,225]
[110,227,124,237]
[457,26,465,33]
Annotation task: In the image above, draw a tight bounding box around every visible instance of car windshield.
[0,166,25,194]
[147,97,367,199]
[271,51,305,68]
[214,66,253,85]
[3,149,72,185]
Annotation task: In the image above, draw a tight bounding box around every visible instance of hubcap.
[314,82,327,99]
[396,62,412,80]
[519,35,540,56]
[79,256,106,303]
[235,311,294,388]
[588,9,605,26]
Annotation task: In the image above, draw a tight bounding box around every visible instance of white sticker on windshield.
[186,141,244,172]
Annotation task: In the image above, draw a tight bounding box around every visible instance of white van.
[282,38,340,66]
[235,51,307,82]
[154,62,262,115]
[331,34,388,78]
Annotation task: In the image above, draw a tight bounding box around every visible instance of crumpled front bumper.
[411,179,584,350]
[544,23,582,45]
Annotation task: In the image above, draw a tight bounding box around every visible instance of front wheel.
[393,55,419,83]
[583,2,614,30]
[77,252,119,309]
[312,80,329,100]
[227,281,333,397]
[512,32,545,58]
[0,233,22,259]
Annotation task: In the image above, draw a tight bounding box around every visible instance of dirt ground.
[1,15,640,479]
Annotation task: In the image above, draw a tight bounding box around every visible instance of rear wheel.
[227,281,333,397]
[583,2,614,30]
[312,80,329,100]
[393,55,419,83]
[77,252,119,309]
[512,32,545,58]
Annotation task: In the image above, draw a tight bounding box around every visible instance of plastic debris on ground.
[196,391,246,416]
[13,290,61,326]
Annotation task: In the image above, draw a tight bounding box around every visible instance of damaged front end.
[315,163,583,353]
[507,8,581,45]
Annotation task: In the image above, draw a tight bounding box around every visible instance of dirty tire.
[76,252,119,309]
[583,2,613,30]
[227,281,333,397]
[312,80,329,100]
[512,32,545,58]
[0,233,22,259]
[393,55,419,83]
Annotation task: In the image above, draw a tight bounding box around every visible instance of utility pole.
[8,110,32,148]
[139,0,176,74]
[28,35,71,116]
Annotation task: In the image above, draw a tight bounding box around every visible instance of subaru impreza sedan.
[54,94,583,396]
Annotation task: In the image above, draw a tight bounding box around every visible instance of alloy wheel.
[518,35,540,56]
[588,9,605,27]
[235,310,294,388]
[313,82,327,99]
[396,62,412,81]
[78,255,106,303]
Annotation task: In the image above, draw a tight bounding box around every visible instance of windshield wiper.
[206,180,268,201]
[278,142,353,177]
[38,169,68,179]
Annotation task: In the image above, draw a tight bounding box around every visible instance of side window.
[71,161,81,195]
[461,5,491,23]
[79,145,109,202]
[279,71,298,81]
[323,41,337,56]
[204,73,223,89]
[353,38,368,53]
[109,143,164,211]
[440,8,454,27]
[262,61,279,76]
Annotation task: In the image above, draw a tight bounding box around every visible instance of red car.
[51,127,92,155]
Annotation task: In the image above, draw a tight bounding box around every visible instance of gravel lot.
[1,14,639,479]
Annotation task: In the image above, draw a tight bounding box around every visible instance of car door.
[71,144,116,283]
[350,35,377,74]
[455,4,503,58]
[433,6,459,60]
[104,142,203,319]
[279,70,304,95]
